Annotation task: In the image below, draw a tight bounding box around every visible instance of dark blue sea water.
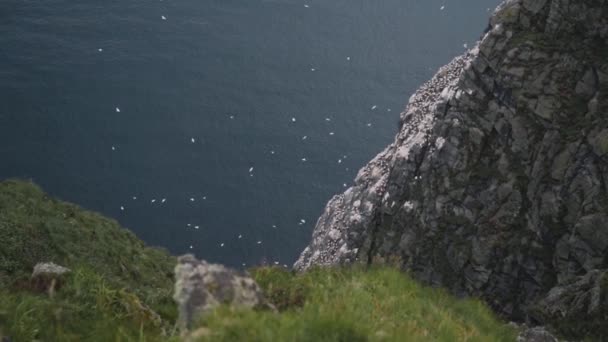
[0,0,500,268]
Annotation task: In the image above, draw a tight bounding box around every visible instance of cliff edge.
[295,0,608,338]
[0,180,517,341]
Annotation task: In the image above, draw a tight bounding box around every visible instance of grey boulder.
[173,254,272,330]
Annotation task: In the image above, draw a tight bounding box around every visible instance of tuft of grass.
[0,267,179,341]
[192,267,518,342]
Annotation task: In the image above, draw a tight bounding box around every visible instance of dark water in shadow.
[0,0,501,267]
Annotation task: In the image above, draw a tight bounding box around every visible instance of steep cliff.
[295,0,608,337]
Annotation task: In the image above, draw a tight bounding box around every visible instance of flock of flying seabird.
[99,2,473,267]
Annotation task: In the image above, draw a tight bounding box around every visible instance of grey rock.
[30,262,71,296]
[491,0,522,27]
[531,270,607,338]
[575,68,598,98]
[173,255,271,330]
[576,214,608,253]
[533,95,558,120]
[588,128,608,157]
[31,262,70,278]
[522,0,548,14]
[517,326,559,342]
[295,0,608,339]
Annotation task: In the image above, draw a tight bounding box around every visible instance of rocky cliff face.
[295,0,608,336]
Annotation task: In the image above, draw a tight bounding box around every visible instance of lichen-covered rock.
[30,262,71,295]
[295,0,608,338]
[173,255,271,330]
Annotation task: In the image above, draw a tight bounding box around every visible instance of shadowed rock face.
[295,0,608,335]
[173,255,271,330]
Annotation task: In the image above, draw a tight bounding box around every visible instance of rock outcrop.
[173,255,272,331]
[532,269,608,338]
[30,262,71,296]
[295,0,608,338]
[31,262,71,279]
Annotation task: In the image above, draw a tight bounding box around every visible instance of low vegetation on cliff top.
[203,267,517,342]
[0,180,516,341]
[0,179,177,340]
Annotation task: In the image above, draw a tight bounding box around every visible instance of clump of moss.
[192,267,517,342]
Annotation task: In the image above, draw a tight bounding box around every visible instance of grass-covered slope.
[0,180,517,341]
[0,179,177,340]
[198,267,517,342]
[0,179,175,292]
[0,267,177,341]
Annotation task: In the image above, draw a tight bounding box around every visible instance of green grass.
[0,180,518,341]
[0,179,175,299]
[0,266,518,342]
[0,179,178,340]
[194,267,517,342]
[0,267,178,341]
